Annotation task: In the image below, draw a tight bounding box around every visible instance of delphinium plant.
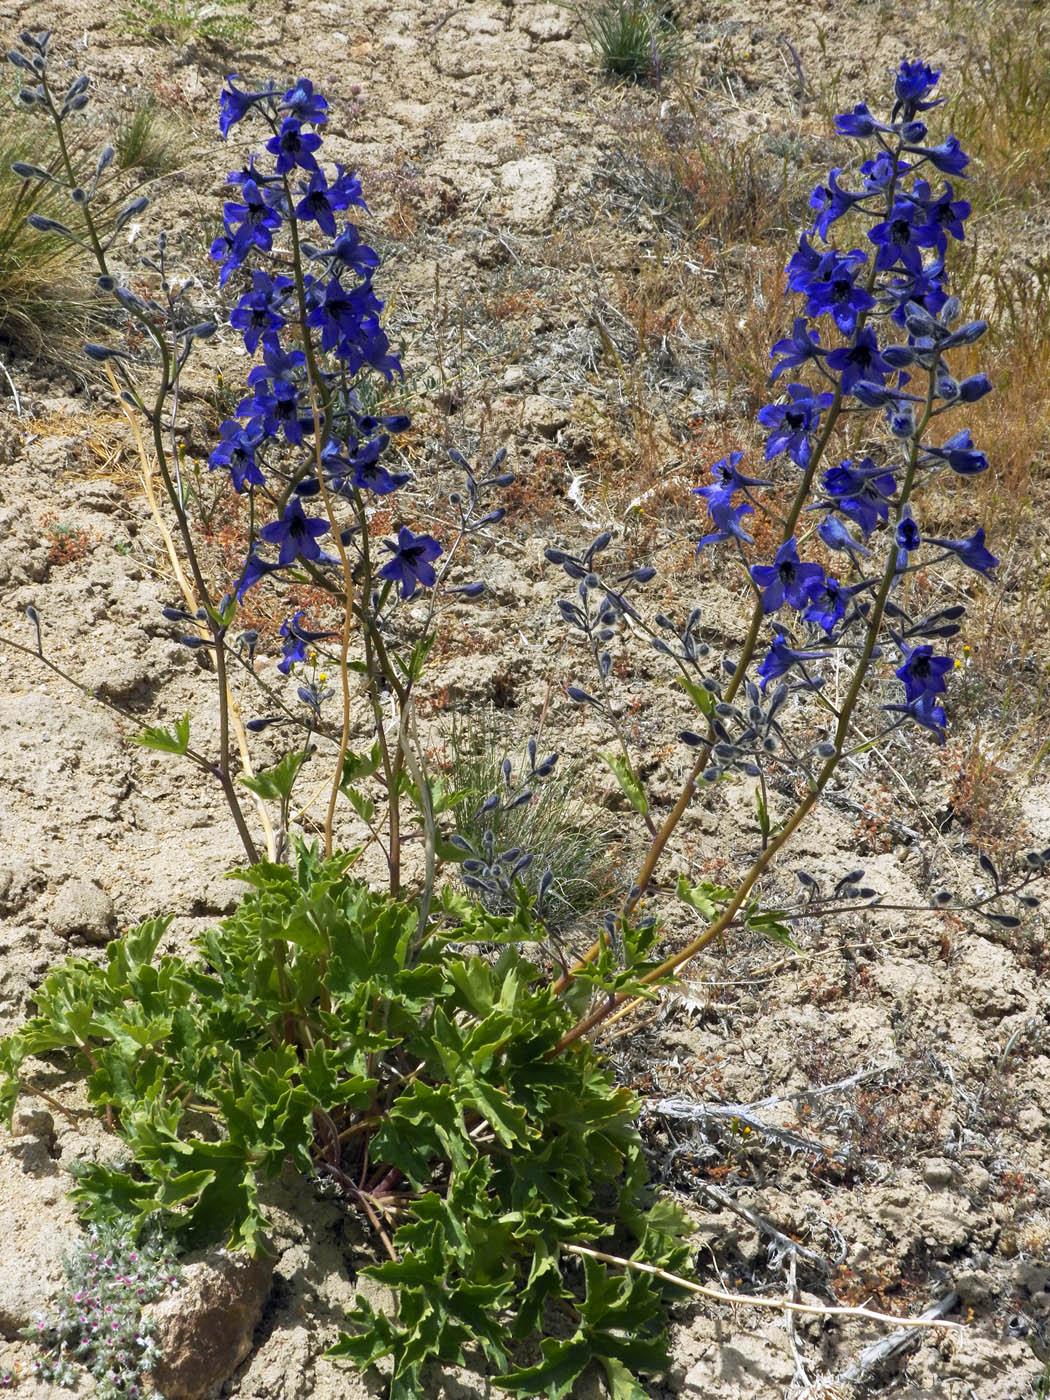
[543,57,1046,1046]
[0,37,1045,1400]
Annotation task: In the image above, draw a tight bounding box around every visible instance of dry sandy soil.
[0,0,1048,1396]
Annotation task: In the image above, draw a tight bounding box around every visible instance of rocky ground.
[0,0,1048,1396]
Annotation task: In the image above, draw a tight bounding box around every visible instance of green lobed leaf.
[132,713,190,755]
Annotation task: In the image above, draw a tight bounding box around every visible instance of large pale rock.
[148,1250,272,1400]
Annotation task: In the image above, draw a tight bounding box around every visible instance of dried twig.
[563,1245,963,1332]
[837,1291,961,1384]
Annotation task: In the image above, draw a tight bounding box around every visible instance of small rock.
[500,157,557,228]
[8,1135,54,1175]
[12,1107,54,1139]
[521,4,574,41]
[954,1268,996,1306]
[50,879,115,943]
[522,394,569,438]
[1016,1262,1050,1295]
[148,1250,273,1400]
[923,1158,954,1188]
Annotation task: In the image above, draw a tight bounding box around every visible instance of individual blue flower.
[757,634,830,690]
[895,507,921,571]
[694,451,770,504]
[834,103,890,139]
[803,249,876,336]
[895,642,954,702]
[280,78,328,125]
[925,429,989,475]
[786,233,823,293]
[769,318,824,382]
[886,255,949,326]
[229,269,291,353]
[910,179,970,249]
[803,575,846,633]
[209,419,266,492]
[884,692,947,743]
[306,275,376,354]
[825,327,892,393]
[850,379,918,409]
[378,526,442,599]
[295,171,341,238]
[861,151,912,193]
[219,76,271,139]
[887,402,916,439]
[295,167,366,238]
[809,169,869,240]
[243,381,308,444]
[219,177,282,265]
[821,459,896,537]
[266,117,322,175]
[258,499,330,566]
[322,223,381,278]
[905,135,969,177]
[277,610,339,674]
[867,201,937,275]
[247,340,305,390]
[696,498,755,552]
[750,537,825,613]
[758,384,834,468]
[236,549,281,598]
[817,514,871,563]
[347,436,411,495]
[957,374,992,403]
[927,527,999,577]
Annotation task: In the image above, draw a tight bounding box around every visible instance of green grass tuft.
[0,105,99,358]
[115,97,183,178]
[583,0,682,84]
[444,714,620,936]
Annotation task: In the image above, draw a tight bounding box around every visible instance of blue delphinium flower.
[378,527,442,599]
[824,326,892,393]
[769,318,824,382]
[758,384,835,468]
[229,269,291,353]
[277,611,339,673]
[209,419,266,492]
[809,169,869,240]
[895,642,954,702]
[266,117,323,175]
[821,459,896,537]
[696,498,755,552]
[258,499,330,565]
[923,428,989,475]
[750,538,824,613]
[927,527,998,576]
[280,77,328,125]
[757,635,831,690]
[892,60,942,120]
[802,248,876,334]
[803,576,847,633]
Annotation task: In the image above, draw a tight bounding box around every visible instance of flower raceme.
[205,75,446,686]
[694,58,998,745]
